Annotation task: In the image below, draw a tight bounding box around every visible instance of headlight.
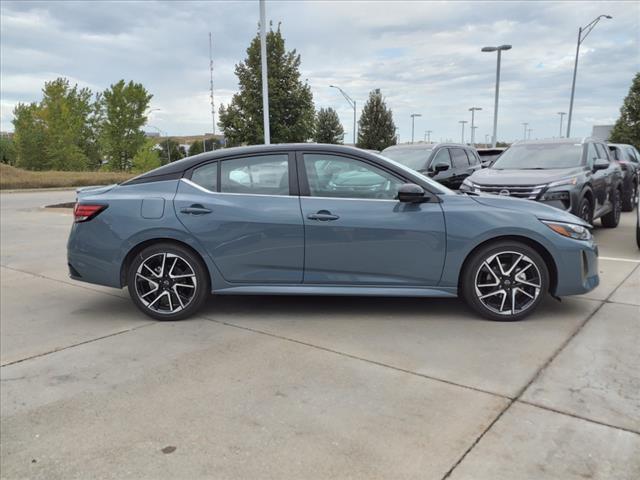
[547,177,577,188]
[542,220,592,240]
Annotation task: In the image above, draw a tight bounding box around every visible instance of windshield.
[374,152,454,195]
[381,148,432,171]
[492,143,584,169]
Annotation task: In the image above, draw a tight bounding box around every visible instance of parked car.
[637,204,640,249]
[460,138,624,227]
[68,144,599,322]
[476,147,506,168]
[608,143,639,211]
[381,143,482,189]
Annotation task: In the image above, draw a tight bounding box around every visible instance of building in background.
[592,125,614,141]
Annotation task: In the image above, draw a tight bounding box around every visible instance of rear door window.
[220,154,290,195]
[595,143,609,160]
[466,149,480,165]
[450,148,469,169]
[190,162,218,192]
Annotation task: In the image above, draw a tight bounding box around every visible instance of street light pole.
[522,122,528,141]
[557,112,566,137]
[459,120,468,144]
[259,0,270,144]
[482,45,511,148]
[527,128,533,140]
[330,85,356,145]
[426,130,432,143]
[410,113,422,143]
[566,14,612,138]
[469,107,482,145]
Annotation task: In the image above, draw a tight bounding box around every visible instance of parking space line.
[517,400,640,436]
[0,321,156,368]
[599,256,640,263]
[0,264,127,300]
[201,314,511,401]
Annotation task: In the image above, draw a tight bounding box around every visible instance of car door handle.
[180,205,212,215]
[307,211,339,221]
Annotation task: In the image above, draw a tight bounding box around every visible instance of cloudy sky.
[1,0,638,143]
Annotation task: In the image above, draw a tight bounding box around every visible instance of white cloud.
[1,0,638,141]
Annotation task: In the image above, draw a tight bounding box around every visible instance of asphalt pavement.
[1,189,638,480]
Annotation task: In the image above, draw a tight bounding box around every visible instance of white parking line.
[599,256,640,264]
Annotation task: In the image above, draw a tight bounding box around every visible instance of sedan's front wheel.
[127,243,209,320]
[461,241,549,321]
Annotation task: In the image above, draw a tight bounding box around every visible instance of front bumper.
[552,239,599,296]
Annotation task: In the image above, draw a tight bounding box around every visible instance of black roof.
[123,143,406,186]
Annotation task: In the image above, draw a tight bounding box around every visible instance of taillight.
[74,203,107,223]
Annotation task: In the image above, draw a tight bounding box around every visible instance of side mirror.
[433,163,450,173]
[397,183,426,203]
[593,158,609,171]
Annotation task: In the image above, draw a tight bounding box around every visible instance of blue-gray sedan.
[68,144,599,321]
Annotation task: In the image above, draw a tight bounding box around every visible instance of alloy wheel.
[135,253,197,314]
[474,251,542,316]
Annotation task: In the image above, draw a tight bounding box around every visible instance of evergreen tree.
[609,72,640,149]
[314,107,344,144]
[100,80,152,171]
[357,89,397,151]
[218,24,315,146]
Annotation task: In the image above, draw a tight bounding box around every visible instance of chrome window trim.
[181,178,403,202]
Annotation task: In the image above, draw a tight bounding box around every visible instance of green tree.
[158,139,186,164]
[100,80,152,171]
[314,107,344,144]
[357,89,397,150]
[218,24,315,146]
[0,136,17,165]
[12,102,47,170]
[39,78,94,170]
[188,140,205,156]
[131,139,161,173]
[609,72,640,149]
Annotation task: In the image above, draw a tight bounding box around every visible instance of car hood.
[470,167,584,186]
[470,194,590,227]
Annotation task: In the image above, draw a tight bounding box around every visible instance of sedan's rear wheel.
[461,241,549,321]
[127,243,209,320]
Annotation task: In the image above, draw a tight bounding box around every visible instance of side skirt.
[212,285,458,298]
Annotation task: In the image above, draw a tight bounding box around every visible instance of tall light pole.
[459,120,468,144]
[410,113,422,143]
[259,0,270,144]
[482,44,511,148]
[521,122,528,141]
[395,127,400,144]
[566,14,612,138]
[527,128,533,140]
[557,112,567,138]
[425,130,432,143]
[330,85,356,145]
[209,32,215,138]
[469,107,482,145]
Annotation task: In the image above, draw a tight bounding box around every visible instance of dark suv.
[381,143,482,189]
[608,143,639,211]
[460,138,623,227]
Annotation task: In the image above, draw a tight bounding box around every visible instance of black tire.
[461,241,549,322]
[576,196,593,224]
[127,242,209,320]
[601,188,622,228]
[622,181,637,212]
